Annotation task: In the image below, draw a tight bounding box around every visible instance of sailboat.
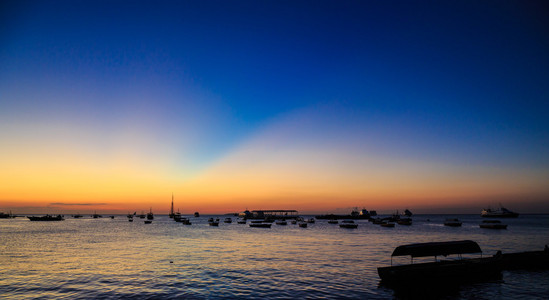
[147,208,154,220]
[169,193,175,218]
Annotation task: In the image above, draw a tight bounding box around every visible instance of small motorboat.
[249,223,272,228]
[339,220,358,229]
[144,220,152,224]
[182,218,192,225]
[444,218,462,227]
[194,212,200,217]
[480,220,507,229]
[307,218,315,223]
[298,222,308,228]
[128,217,133,222]
[237,219,247,224]
[224,218,232,223]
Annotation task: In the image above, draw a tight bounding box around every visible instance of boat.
[298,222,308,228]
[92,211,102,218]
[480,220,507,229]
[146,208,154,220]
[194,212,200,217]
[209,219,219,226]
[380,222,395,228]
[224,217,232,223]
[28,214,64,221]
[397,218,412,225]
[275,220,287,225]
[0,211,14,218]
[128,217,133,222]
[169,193,175,218]
[72,213,83,218]
[444,218,462,227]
[237,219,247,224]
[315,208,371,220]
[144,220,152,224]
[377,240,502,285]
[339,220,358,228]
[181,218,192,225]
[240,209,299,220]
[402,209,413,217]
[249,223,271,228]
[306,218,315,223]
[110,216,115,219]
[481,205,519,218]
[499,247,549,270]
[137,212,146,219]
[328,219,338,224]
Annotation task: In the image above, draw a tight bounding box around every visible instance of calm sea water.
[1,214,548,299]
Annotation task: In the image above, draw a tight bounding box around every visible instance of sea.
[1,214,548,299]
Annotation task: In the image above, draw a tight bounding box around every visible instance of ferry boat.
[481,205,519,218]
[377,240,502,286]
[28,214,64,221]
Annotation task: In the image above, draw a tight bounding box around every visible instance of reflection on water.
[1,214,548,299]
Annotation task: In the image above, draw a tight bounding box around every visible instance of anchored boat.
[377,240,501,286]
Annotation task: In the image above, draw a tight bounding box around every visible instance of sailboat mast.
[170,193,174,217]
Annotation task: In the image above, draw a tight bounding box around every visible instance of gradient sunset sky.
[1,1,548,214]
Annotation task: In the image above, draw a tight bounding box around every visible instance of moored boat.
[380,222,395,228]
[479,220,507,229]
[146,208,154,220]
[377,240,502,285]
[444,218,462,227]
[28,214,64,221]
[249,223,271,228]
[224,217,232,223]
[328,219,338,224]
[276,220,287,225]
[194,212,200,217]
[339,220,358,228]
[298,222,307,228]
[481,205,519,218]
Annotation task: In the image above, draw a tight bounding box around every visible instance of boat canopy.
[391,240,482,258]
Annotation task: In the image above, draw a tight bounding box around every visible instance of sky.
[1,0,548,214]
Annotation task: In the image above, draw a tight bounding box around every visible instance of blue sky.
[1,1,548,213]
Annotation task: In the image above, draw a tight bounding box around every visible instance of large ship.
[315,208,371,220]
[481,205,519,218]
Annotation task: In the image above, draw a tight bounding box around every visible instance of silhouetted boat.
[339,220,358,228]
[128,217,133,222]
[209,219,219,226]
[182,218,192,225]
[0,211,14,218]
[402,209,413,217]
[224,217,232,223]
[276,220,287,225]
[28,214,64,221]
[72,213,83,218]
[146,208,154,220]
[144,220,152,224]
[377,240,502,286]
[298,222,307,228]
[249,223,271,228]
[481,205,519,218]
[444,218,462,227]
[237,219,246,224]
[480,220,507,229]
[380,222,395,228]
[316,208,371,220]
[306,218,315,223]
[92,212,102,218]
[328,219,338,224]
[194,212,200,217]
[397,218,412,225]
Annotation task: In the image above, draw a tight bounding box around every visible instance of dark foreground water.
[1,214,548,299]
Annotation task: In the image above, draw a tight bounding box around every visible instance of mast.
[169,193,174,218]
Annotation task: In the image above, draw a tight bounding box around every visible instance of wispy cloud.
[49,203,108,206]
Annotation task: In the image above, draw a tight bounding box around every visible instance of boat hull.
[377,257,501,285]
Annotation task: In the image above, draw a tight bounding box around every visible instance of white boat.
[481,206,519,218]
